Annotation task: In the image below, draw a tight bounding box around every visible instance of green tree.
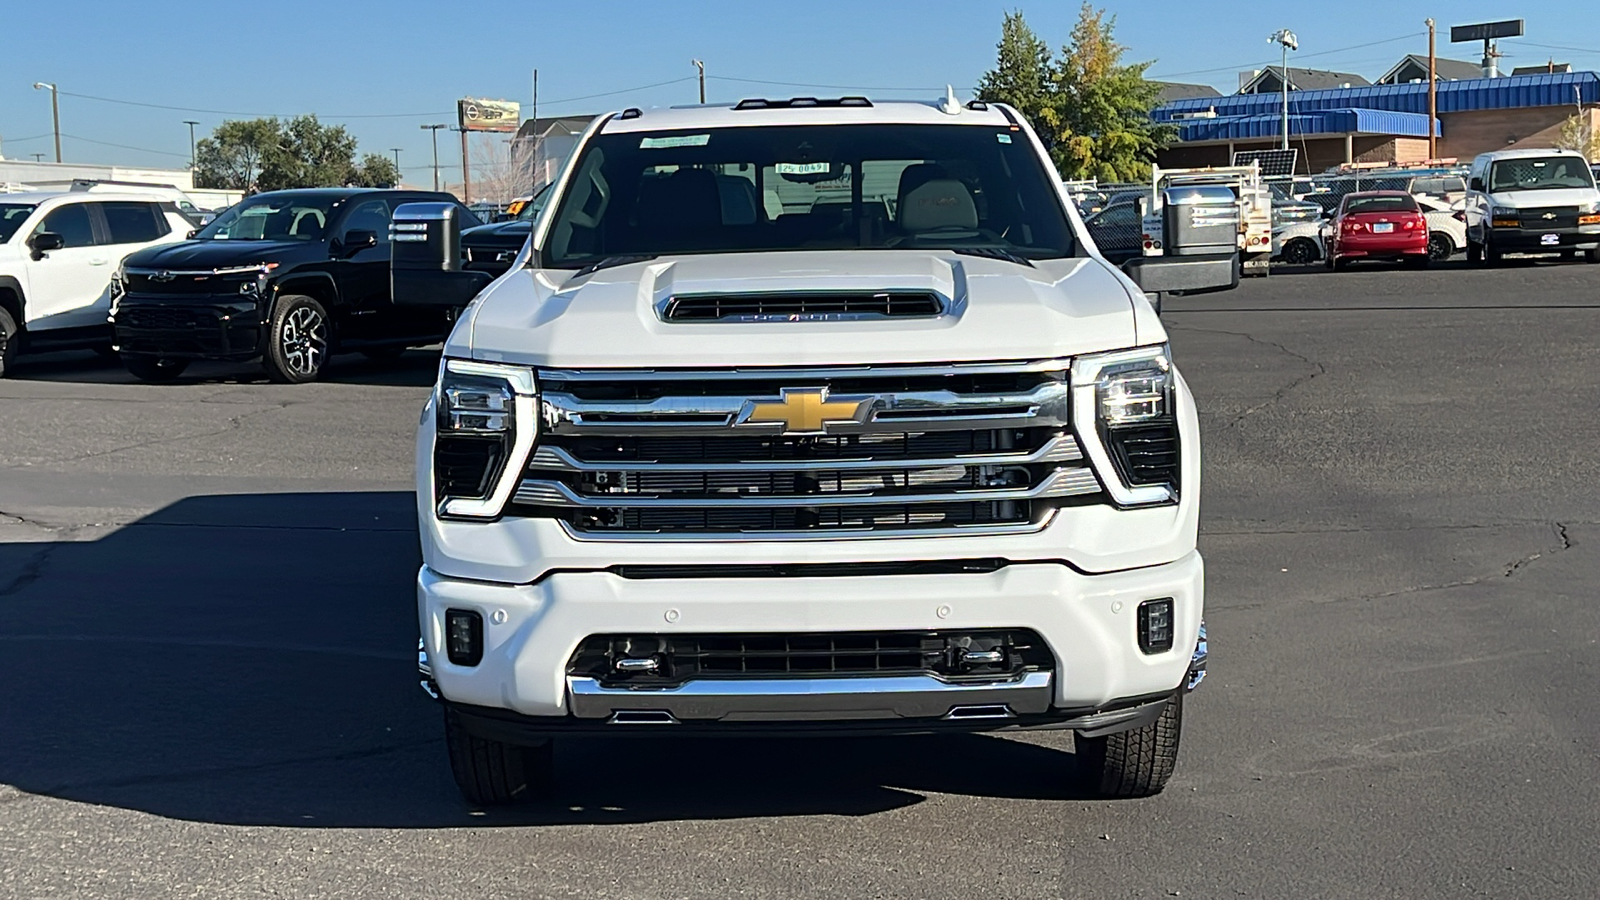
[352,153,401,188]
[974,5,1174,181]
[192,115,382,192]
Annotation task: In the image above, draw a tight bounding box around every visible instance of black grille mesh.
[663,291,942,321]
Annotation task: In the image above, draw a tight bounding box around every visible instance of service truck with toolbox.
[393,93,1232,804]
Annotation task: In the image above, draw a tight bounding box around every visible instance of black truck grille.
[568,629,1054,687]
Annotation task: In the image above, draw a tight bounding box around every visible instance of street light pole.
[421,124,447,192]
[1267,30,1299,152]
[692,59,706,104]
[183,120,199,170]
[32,82,61,163]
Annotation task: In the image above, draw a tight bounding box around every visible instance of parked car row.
[0,184,543,382]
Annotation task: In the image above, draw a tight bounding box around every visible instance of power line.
[537,76,697,106]
[1520,40,1600,57]
[1,132,55,144]
[54,89,449,120]
[60,133,190,159]
[1151,32,1425,80]
[710,75,945,92]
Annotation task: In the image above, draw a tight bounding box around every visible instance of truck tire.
[1075,691,1182,798]
[122,355,189,383]
[263,294,331,384]
[0,307,18,379]
[444,707,553,806]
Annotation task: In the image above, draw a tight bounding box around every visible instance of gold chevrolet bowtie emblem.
[748,389,864,433]
[1542,212,1558,220]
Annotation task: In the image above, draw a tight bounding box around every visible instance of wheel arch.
[268,274,341,342]
[0,276,25,325]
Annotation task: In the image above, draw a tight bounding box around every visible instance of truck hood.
[1490,188,1600,209]
[123,239,320,270]
[457,250,1150,369]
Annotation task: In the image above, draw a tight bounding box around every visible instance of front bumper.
[1489,225,1600,252]
[111,297,263,360]
[417,551,1205,733]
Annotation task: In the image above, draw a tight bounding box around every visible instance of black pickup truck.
[112,188,478,382]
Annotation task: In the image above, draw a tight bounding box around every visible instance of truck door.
[327,197,394,338]
[23,202,111,332]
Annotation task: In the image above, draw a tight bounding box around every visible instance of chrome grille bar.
[526,434,1082,473]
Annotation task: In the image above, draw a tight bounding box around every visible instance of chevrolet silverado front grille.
[512,363,1100,536]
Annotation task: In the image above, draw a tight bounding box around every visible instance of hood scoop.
[659,290,946,323]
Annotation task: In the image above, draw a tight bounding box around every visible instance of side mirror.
[28,231,65,260]
[1469,177,1484,192]
[341,229,379,256]
[186,229,199,239]
[390,202,492,308]
[1122,253,1239,296]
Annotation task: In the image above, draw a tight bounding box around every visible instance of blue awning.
[1156,71,1600,122]
[1172,108,1438,142]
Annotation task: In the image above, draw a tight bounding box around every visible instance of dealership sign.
[458,98,521,133]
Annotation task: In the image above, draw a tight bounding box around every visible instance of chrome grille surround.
[513,362,1102,538]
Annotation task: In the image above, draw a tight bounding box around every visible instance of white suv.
[0,192,192,376]
[397,95,1231,804]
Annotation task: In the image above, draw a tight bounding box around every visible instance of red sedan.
[1324,190,1430,269]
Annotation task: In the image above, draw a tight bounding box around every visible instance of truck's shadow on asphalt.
[8,349,440,388]
[0,491,1086,828]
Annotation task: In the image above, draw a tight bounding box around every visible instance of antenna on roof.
[940,85,962,115]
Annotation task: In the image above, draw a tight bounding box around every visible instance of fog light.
[445,609,483,666]
[1138,598,1174,654]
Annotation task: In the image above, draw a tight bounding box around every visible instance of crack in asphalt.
[1503,521,1574,577]
[1337,521,1577,603]
[29,402,291,466]
[1167,323,1327,426]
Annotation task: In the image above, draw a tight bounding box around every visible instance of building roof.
[1376,55,1484,84]
[1158,71,1600,121]
[1171,108,1438,144]
[1511,63,1572,75]
[1240,66,1370,94]
[515,115,600,142]
[1154,81,1222,103]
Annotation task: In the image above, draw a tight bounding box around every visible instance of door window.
[341,199,392,246]
[99,202,170,245]
[34,203,96,248]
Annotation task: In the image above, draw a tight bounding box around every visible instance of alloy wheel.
[280,307,328,378]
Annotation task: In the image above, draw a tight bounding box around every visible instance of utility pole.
[32,153,45,162]
[531,68,540,192]
[184,120,200,170]
[390,148,402,186]
[1268,30,1298,152]
[692,59,706,103]
[1426,19,1438,159]
[32,82,61,163]
[421,123,447,192]
[457,127,471,205]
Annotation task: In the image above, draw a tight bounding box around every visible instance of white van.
[1464,149,1600,263]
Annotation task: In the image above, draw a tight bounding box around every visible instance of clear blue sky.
[4,0,1600,180]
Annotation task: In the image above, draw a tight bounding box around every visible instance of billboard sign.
[458,97,521,133]
[1450,20,1523,43]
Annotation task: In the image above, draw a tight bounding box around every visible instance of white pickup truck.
[395,94,1229,805]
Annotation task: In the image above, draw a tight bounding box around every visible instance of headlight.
[1071,345,1180,506]
[1490,206,1518,218]
[433,359,538,519]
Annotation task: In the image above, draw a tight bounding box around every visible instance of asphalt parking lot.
[2,259,1598,899]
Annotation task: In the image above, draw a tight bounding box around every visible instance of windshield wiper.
[573,254,658,277]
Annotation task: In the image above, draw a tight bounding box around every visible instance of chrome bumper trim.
[566,670,1054,721]
[1186,620,1207,691]
[526,433,1083,473]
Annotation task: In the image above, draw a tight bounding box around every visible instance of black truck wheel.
[122,355,189,383]
[0,307,18,378]
[264,294,331,384]
[1075,691,1183,798]
[444,707,554,806]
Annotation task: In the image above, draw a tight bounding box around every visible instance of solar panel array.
[1233,149,1299,177]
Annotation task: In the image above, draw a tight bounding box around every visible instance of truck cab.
[394,95,1233,805]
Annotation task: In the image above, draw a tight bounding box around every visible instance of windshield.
[0,203,37,244]
[515,183,554,222]
[1343,194,1418,214]
[194,195,342,241]
[542,123,1076,267]
[1489,157,1596,192]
